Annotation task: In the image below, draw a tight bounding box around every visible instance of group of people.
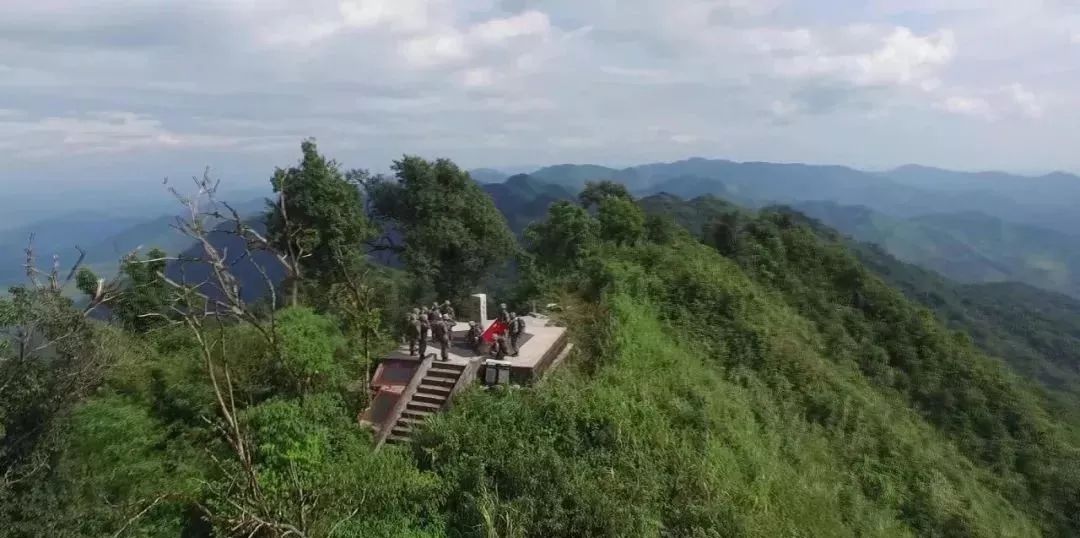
[493,303,526,360]
[405,301,457,361]
[404,300,528,362]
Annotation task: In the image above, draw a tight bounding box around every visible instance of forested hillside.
[795,201,1080,299]
[2,144,1079,537]
[642,194,1080,420]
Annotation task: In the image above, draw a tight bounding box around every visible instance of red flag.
[481,319,507,343]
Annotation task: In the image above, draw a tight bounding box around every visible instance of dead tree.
[156,172,312,537]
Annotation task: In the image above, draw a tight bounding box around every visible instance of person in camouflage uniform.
[466,320,483,353]
[490,332,511,361]
[441,300,455,321]
[431,314,451,361]
[497,303,510,324]
[405,309,422,356]
[417,313,430,358]
[508,312,523,356]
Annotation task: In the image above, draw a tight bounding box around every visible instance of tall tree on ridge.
[266,139,374,304]
[366,156,516,301]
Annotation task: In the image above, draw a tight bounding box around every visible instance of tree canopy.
[266,139,374,296]
[366,155,516,301]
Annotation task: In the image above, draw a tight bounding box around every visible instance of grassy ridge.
[414,235,1052,536]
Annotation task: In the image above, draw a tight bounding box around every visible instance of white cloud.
[400,32,469,67]
[462,67,495,88]
[470,11,551,43]
[855,28,955,86]
[0,111,249,159]
[339,0,433,33]
[939,96,995,120]
[1007,83,1044,118]
[1,0,1079,178]
[771,26,955,90]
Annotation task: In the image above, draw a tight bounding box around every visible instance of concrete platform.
[384,316,568,382]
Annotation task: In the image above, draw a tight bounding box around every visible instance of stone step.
[417,383,452,395]
[426,369,459,379]
[430,362,466,372]
[407,400,442,411]
[401,408,434,420]
[400,416,428,427]
[412,392,446,405]
[392,424,412,435]
[421,376,456,388]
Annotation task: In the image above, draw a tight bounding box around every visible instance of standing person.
[496,303,510,324]
[432,314,451,361]
[508,312,524,356]
[405,309,421,356]
[441,300,456,321]
[466,320,483,353]
[426,306,440,342]
[418,314,430,358]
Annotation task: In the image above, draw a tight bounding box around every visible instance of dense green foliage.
[367,156,517,302]
[267,139,375,298]
[852,242,1080,413]
[4,154,1080,537]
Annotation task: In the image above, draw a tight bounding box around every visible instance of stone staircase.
[385,361,467,445]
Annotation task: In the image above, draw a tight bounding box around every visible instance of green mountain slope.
[854,242,1080,401]
[795,201,1080,298]
[637,193,741,236]
[419,206,1080,536]
[481,174,576,234]
[639,194,1080,415]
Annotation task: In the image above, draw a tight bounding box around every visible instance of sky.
[2,0,1080,197]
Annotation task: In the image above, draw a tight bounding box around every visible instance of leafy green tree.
[644,214,679,245]
[597,197,645,246]
[367,156,516,300]
[579,180,632,209]
[705,212,741,256]
[523,201,599,275]
[274,306,348,394]
[267,139,375,302]
[76,248,170,333]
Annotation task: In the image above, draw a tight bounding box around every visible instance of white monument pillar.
[471,293,488,325]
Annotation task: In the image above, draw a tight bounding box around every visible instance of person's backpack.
[516,316,526,333]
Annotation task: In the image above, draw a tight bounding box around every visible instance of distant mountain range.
[7,156,1080,303]
[480,174,576,234]
[0,197,267,291]
[496,158,1080,235]
[794,201,1080,299]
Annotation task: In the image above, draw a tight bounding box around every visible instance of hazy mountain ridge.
[526,158,1080,235]
[794,200,1080,299]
